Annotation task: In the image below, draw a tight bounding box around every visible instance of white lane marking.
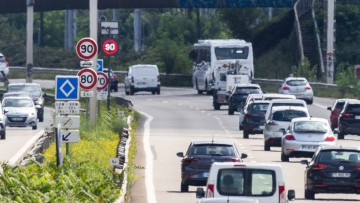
[214,116,231,136]
[9,130,45,166]
[138,111,157,203]
[313,103,327,109]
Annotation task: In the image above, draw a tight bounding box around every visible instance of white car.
[196,162,295,203]
[124,64,161,95]
[278,77,314,104]
[264,99,307,122]
[263,106,310,151]
[0,53,9,82]
[280,117,336,162]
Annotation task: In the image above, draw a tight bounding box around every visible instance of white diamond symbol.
[60,79,75,97]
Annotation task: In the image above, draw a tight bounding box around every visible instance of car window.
[347,104,360,113]
[272,103,304,107]
[272,110,308,122]
[286,80,307,86]
[3,99,33,107]
[250,103,268,112]
[190,144,235,156]
[235,87,261,94]
[318,150,360,163]
[294,121,328,132]
[334,101,345,110]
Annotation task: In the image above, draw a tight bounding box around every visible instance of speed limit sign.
[102,39,118,55]
[97,72,109,91]
[77,68,98,90]
[76,38,98,60]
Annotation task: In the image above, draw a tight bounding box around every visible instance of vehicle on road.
[0,104,6,140]
[240,100,270,139]
[196,162,295,203]
[301,145,360,200]
[197,196,259,203]
[7,83,45,122]
[2,96,38,130]
[0,53,9,82]
[263,106,310,151]
[278,77,314,104]
[264,99,307,122]
[327,98,357,130]
[176,140,247,192]
[2,92,31,100]
[189,39,254,95]
[338,99,360,139]
[280,117,336,162]
[103,68,118,92]
[124,64,160,95]
[228,84,262,115]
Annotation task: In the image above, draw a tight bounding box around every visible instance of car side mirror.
[288,189,296,201]
[300,160,309,165]
[327,107,331,111]
[241,153,248,159]
[176,152,184,157]
[3,109,8,114]
[196,187,205,198]
[279,128,286,135]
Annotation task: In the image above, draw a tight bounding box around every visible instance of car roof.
[234,83,261,88]
[285,77,308,81]
[263,93,296,99]
[8,83,40,87]
[318,145,360,151]
[269,98,306,104]
[130,64,158,68]
[3,96,33,100]
[211,162,282,169]
[271,106,308,112]
[192,140,235,146]
[251,100,271,104]
[345,99,360,104]
[291,117,328,123]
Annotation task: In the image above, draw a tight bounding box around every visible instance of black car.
[338,99,360,139]
[228,84,262,115]
[103,68,118,92]
[242,100,270,139]
[301,145,360,200]
[176,140,247,192]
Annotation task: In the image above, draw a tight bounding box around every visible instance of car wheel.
[0,131,5,140]
[181,182,189,192]
[115,83,118,92]
[130,87,135,95]
[264,142,270,151]
[214,102,220,110]
[281,150,289,162]
[243,130,249,139]
[32,124,37,130]
[305,189,315,199]
[157,88,160,95]
[338,131,345,140]
[152,91,156,95]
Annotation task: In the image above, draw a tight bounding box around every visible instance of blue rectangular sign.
[55,76,80,100]
[97,59,103,72]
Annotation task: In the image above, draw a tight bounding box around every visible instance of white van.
[196,162,295,203]
[124,64,161,95]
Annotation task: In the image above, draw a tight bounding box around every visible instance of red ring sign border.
[102,39,118,55]
[76,38,98,60]
[97,72,109,91]
[77,68,98,90]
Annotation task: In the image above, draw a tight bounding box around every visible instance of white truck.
[212,60,251,110]
[196,162,295,203]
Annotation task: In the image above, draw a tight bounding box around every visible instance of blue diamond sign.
[55,76,80,100]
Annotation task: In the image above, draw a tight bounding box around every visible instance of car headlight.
[36,98,44,105]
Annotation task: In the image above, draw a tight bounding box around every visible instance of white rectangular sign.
[81,90,94,97]
[55,101,80,114]
[97,91,107,100]
[110,158,122,166]
[61,130,80,143]
[55,115,80,129]
[80,60,94,68]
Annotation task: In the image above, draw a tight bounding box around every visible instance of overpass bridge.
[1,0,296,14]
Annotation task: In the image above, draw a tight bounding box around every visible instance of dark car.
[301,145,360,200]
[241,100,270,139]
[176,140,247,192]
[103,68,118,92]
[327,98,357,130]
[338,99,360,139]
[228,84,262,115]
[7,83,45,122]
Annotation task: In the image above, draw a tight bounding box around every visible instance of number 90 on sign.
[102,39,118,55]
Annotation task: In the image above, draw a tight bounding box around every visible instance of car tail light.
[311,164,327,170]
[306,86,312,90]
[279,185,286,203]
[131,76,134,83]
[325,136,336,142]
[157,75,160,82]
[183,157,199,165]
[282,86,290,90]
[285,134,295,140]
[206,184,214,197]
[244,113,251,119]
[341,112,353,118]
[355,165,360,170]
[225,158,241,162]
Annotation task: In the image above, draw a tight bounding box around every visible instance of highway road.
[114,87,360,203]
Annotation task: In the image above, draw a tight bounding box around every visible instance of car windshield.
[189,144,235,156]
[217,168,275,196]
[294,121,328,133]
[3,98,33,107]
[249,103,268,112]
[272,110,308,122]
[8,85,41,97]
[318,150,360,163]
[214,47,249,60]
[235,87,261,94]
[286,80,307,86]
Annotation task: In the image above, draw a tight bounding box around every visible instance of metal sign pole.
[107,54,111,110]
[56,124,63,166]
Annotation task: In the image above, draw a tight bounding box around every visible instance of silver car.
[280,117,336,162]
[278,77,314,104]
[2,96,38,130]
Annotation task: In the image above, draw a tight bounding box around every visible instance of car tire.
[181,182,189,192]
[228,107,234,115]
[338,132,345,140]
[114,83,118,92]
[32,124,37,130]
[214,102,220,110]
[157,88,160,95]
[0,131,5,140]
[152,91,156,95]
[239,124,243,131]
[130,87,135,95]
[264,142,270,151]
[305,189,315,200]
[281,150,289,162]
[307,99,313,105]
[243,130,249,139]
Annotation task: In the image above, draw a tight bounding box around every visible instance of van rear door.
[132,66,158,88]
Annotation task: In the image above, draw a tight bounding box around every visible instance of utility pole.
[134,9,142,53]
[89,0,98,125]
[325,0,336,84]
[26,0,34,83]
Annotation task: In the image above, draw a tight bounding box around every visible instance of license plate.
[12,118,23,121]
[332,172,351,178]
[355,116,360,119]
[302,145,318,150]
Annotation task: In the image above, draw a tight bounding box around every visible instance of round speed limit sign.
[77,68,98,90]
[102,39,118,55]
[97,72,109,91]
[76,38,98,60]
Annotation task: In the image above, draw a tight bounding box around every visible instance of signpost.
[76,37,98,60]
[97,72,109,91]
[77,68,98,90]
[55,76,79,100]
[61,130,80,143]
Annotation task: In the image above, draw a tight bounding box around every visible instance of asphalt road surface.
[112,86,360,203]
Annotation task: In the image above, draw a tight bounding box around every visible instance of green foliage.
[335,64,360,97]
[293,58,317,81]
